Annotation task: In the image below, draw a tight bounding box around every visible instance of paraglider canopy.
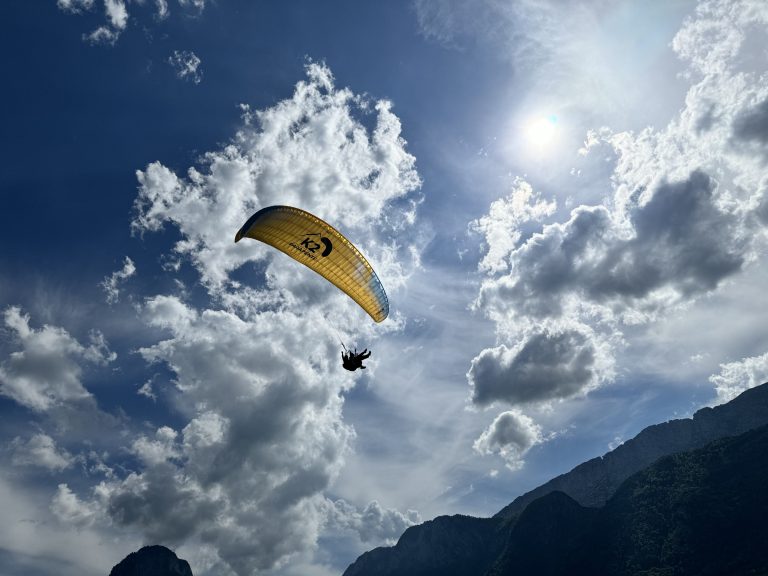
[235,205,389,322]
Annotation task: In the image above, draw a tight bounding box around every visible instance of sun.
[524,114,559,150]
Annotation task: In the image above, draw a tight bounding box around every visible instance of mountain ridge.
[343,382,768,576]
[496,382,768,518]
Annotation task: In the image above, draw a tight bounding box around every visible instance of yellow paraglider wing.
[235,205,389,322]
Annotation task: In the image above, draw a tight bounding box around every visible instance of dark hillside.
[496,382,768,518]
[344,383,768,576]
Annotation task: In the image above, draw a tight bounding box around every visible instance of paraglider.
[342,348,371,371]
[234,205,388,322]
[235,205,387,370]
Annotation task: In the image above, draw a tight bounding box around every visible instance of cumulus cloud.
[101,256,136,305]
[50,483,99,528]
[131,426,181,466]
[709,351,768,403]
[325,499,421,544]
[470,0,768,425]
[132,62,421,296]
[732,97,768,160]
[168,50,203,84]
[10,433,73,471]
[0,307,115,413]
[469,179,556,274]
[459,0,768,477]
[477,170,748,325]
[468,328,609,407]
[57,63,421,575]
[84,297,356,572]
[473,409,543,470]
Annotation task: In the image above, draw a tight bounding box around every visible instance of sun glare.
[524,114,559,150]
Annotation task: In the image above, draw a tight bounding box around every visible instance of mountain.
[592,424,768,575]
[109,545,193,576]
[488,423,768,575]
[343,514,509,576]
[343,382,768,576]
[496,381,768,517]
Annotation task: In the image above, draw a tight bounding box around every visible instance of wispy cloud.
[10,433,74,472]
[168,50,203,84]
[57,0,95,13]
[101,256,136,305]
[0,307,114,413]
[57,0,209,45]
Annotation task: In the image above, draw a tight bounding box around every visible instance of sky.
[1,0,768,575]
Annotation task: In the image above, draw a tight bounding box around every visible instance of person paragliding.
[235,205,387,372]
[342,347,371,371]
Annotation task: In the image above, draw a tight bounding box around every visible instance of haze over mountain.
[344,382,768,576]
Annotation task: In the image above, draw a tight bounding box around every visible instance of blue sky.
[2,1,768,575]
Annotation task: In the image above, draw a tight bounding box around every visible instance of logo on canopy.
[299,233,333,257]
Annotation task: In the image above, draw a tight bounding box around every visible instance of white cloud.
[709,351,768,403]
[84,25,121,45]
[137,379,157,400]
[132,62,421,296]
[10,433,73,472]
[60,0,209,45]
[476,170,749,327]
[131,426,181,466]
[168,50,203,84]
[0,307,115,413]
[177,0,207,11]
[0,475,136,576]
[671,0,768,77]
[56,62,422,576]
[104,0,128,30]
[468,328,611,408]
[473,409,543,470]
[57,0,95,13]
[325,499,421,544]
[155,0,170,20]
[51,483,100,528]
[470,0,768,408]
[101,256,136,305]
[79,0,128,45]
[463,0,768,476]
[469,179,556,274]
[83,297,356,573]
